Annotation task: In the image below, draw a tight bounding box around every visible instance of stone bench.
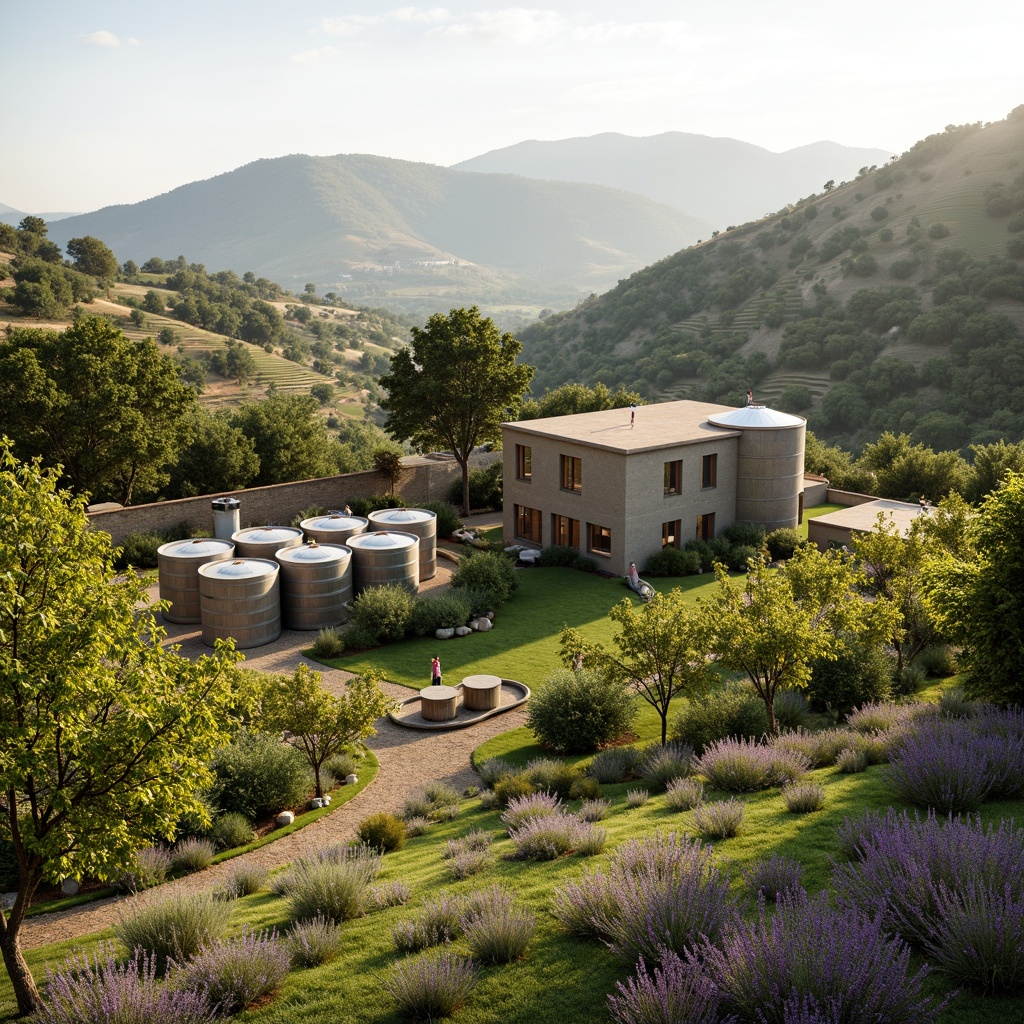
[460,673,502,711]
[419,684,460,721]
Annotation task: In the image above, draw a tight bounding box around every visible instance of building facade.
[502,400,806,576]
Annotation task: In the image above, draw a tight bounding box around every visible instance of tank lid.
[277,543,351,564]
[158,538,234,558]
[232,526,303,544]
[199,558,278,579]
[706,405,805,429]
[301,515,367,531]
[211,497,241,511]
[369,508,434,524]
[348,531,417,550]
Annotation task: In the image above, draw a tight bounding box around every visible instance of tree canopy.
[0,316,196,504]
[66,235,119,281]
[0,446,240,1014]
[379,307,534,513]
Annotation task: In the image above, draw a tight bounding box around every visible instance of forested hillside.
[519,109,1024,454]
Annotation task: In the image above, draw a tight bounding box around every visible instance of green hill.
[518,109,1024,452]
[44,155,710,315]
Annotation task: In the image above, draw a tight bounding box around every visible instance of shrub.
[928,222,950,238]
[37,947,216,1024]
[448,849,492,879]
[806,639,893,715]
[409,591,472,636]
[218,862,269,899]
[847,701,923,733]
[644,547,702,577]
[385,951,477,1020]
[573,820,609,856]
[286,856,373,924]
[444,829,492,859]
[691,798,745,839]
[492,773,535,807]
[461,886,535,964]
[832,810,1024,948]
[508,814,584,860]
[700,890,941,1023]
[404,816,431,837]
[608,953,733,1024]
[765,527,805,561]
[695,737,807,792]
[917,644,957,677]
[419,500,462,538]
[325,751,360,780]
[177,928,290,1015]
[357,812,408,853]
[477,789,499,810]
[476,756,518,787]
[771,727,852,768]
[536,544,582,567]
[772,690,811,730]
[570,775,602,800]
[114,531,164,571]
[311,626,345,658]
[448,459,503,509]
[578,798,612,821]
[115,893,227,974]
[170,838,215,874]
[526,757,583,798]
[528,667,639,754]
[447,585,493,618]
[722,522,767,549]
[683,538,714,571]
[639,742,694,792]
[664,777,704,811]
[114,845,172,893]
[742,854,804,902]
[403,781,460,821]
[836,746,868,773]
[501,792,563,833]
[551,869,620,939]
[671,684,769,753]
[210,732,312,821]
[286,916,345,968]
[349,583,415,644]
[393,892,466,952]
[782,782,826,813]
[588,747,644,784]
[448,550,518,608]
[209,811,255,851]
[626,788,649,808]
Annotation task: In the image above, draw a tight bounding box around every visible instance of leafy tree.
[142,289,166,314]
[229,393,343,486]
[0,317,196,503]
[9,256,93,317]
[225,340,258,384]
[372,444,405,496]
[560,589,717,745]
[259,665,396,798]
[857,431,969,502]
[121,259,139,278]
[166,407,260,498]
[705,548,896,734]
[66,235,119,281]
[310,382,335,406]
[379,307,533,514]
[519,381,642,420]
[922,471,1024,704]
[0,447,240,1014]
[965,439,1024,502]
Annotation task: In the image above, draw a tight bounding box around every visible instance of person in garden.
[431,655,442,685]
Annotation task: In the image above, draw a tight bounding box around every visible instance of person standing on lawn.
[431,655,442,685]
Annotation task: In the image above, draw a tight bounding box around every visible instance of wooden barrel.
[368,508,437,580]
[420,684,460,722]
[461,674,502,711]
[275,542,353,630]
[231,525,303,559]
[346,531,420,595]
[157,538,235,624]
[301,514,369,545]
[198,558,280,649]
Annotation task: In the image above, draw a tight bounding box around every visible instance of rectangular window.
[702,453,718,489]
[560,454,582,492]
[588,522,612,557]
[552,514,580,549]
[514,504,542,543]
[662,520,681,549]
[663,459,682,496]
[515,444,532,481]
[696,512,716,542]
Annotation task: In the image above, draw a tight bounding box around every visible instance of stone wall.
[88,452,500,546]
[825,488,879,508]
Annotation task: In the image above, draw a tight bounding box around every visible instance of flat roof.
[810,498,931,535]
[502,400,741,454]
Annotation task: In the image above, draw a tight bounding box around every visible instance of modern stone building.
[501,400,806,575]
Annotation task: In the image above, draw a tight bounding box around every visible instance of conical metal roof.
[707,405,805,429]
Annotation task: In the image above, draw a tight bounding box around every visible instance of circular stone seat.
[419,684,460,721]
[460,673,502,711]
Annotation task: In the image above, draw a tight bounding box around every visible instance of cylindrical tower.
[346,530,420,595]
[706,406,806,531]
[197,557,281,649]
[300,513,368,545]
[275,542,353,630]
[367,508,437,580]
[157,538,235,624]
[231,525,304,559]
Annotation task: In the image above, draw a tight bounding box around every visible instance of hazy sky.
[2,0,1021,213]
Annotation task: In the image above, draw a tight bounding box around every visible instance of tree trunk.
[0,868,43,1017]
[458,457,471,517]
[660,711,668,745]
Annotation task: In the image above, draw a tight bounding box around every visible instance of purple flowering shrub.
[551,868,620,938]
[608,953,737,1024]
[460,885,535,964]
[664,777,704,811]
[691,798,744,839]
[694,737,809,792]
[177,928,290,1015]
[696,889,942,1023]
[37,947,216,1024]
[781,782,826,814]
[741,854,804,903]
[771,728,853,769]
[501,792,562,832]
[640,742,695,792]
[385,951,477,1019]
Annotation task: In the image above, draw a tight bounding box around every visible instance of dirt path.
[21,519,526,950]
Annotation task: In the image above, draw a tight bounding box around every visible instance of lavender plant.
[460,886,535,964]
[114,845,172,893]
[781,782,826,814]
[578,797,612,821]
[217,862,269,900]
[115,893,227,974]
[608,952,735,1024]
[694,737,808,792]
[835,746,868,773]
[169,838,216,874]
[574,820,609,856]
[772,728,853,768]
[640,742,695,792]
[385,951,477,1020]
[448,849,492,879]
[285,915,345,968]
[691,798,744,839]
[392,891,466,953]
[588,747,643,784]
[176,928,290,1015]
[285,857,373,924]
[501,792,563,833]
[741,854,804,902]
[368,879,413,909]
[664,777,704,811]
[37,946,216,1024]
[625,788,650,808]
[404,816,431,837]
[697,889,942,1023]
[551,870,619,939]
[476,756,518,786]
[508,814,582,860]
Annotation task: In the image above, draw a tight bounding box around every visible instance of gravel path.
[21,519,529,950]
